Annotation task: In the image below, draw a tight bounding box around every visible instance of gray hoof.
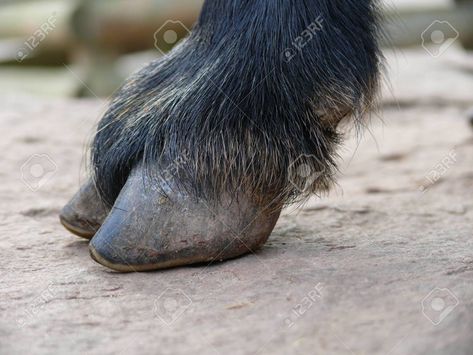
[60,180,110,239]
[89,164,281,272]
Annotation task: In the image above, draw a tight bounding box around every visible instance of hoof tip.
[59,210,95,239]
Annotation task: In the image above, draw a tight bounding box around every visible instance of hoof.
[89,164,281,272]
[60,180,110,239]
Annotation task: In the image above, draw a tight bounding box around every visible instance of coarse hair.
[91,0,383,209]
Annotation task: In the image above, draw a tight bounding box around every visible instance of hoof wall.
[89,165,281,272]
[60,180,110,239]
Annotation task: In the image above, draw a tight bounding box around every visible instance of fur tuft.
[91,0,382,208]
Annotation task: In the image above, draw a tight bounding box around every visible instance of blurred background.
[0,0,472,98]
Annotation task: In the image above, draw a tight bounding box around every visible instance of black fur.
[91,0,382,208]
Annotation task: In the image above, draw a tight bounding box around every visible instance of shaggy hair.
[91,0,382,208]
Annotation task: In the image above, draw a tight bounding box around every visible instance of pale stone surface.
[1,49,473,355]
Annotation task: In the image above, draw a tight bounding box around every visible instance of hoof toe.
[89,164,281,272]
[60,180,110,239]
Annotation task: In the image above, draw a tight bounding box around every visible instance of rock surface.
[1,48,473,355]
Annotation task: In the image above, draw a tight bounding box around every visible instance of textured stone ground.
[1,48,473,355]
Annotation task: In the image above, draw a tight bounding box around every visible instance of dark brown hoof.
[89,164,281,272]
[60,180,110,239]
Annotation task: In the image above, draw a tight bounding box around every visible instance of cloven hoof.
[88,163,281,272]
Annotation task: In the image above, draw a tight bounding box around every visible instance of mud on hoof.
[89,164,281,272]
[60,180,110,239]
